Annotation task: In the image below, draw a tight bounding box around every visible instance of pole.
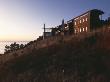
[43,24,45,39]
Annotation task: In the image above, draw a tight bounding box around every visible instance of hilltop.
[0,28,110,82]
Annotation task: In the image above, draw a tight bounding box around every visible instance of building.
[43,9,104,38]
[67,19,74,35]
[73,9,104,34]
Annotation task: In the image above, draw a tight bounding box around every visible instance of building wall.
[73,12,90,34]
[73,9,104,34]
[90,10,104,30]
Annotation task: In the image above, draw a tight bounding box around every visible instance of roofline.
[73,9,104,20]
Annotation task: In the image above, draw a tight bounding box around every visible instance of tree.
[4,42,25,54]
[4,45,10,53]
[20,44,25,49]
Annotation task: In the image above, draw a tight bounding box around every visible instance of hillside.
[0,28,110,82]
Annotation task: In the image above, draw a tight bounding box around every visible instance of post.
[43,24,46,39]
[62,19,65,32]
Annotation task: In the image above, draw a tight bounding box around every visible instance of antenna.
[62,19,65,31]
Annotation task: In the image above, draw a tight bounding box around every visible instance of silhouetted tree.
[20,44,25,49]
[10,42,19,51]
[4,45,10,53]
[4,42,25,54]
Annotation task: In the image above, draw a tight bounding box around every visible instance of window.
[86,27,87,32]
[83,28,84,31]
[75,22,76,25]
[86,18,88,21]
[74,29,76,33]
[83,19,85,22]
[80,28,81,32]
[80,20,81,23]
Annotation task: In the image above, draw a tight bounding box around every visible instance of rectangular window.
[74,29,76,33]
[86,27,87,32]
[86,18,88,21]
[83,19,85,22]
[75,22,76,25]
[80,20,81,23]
[83,28,84,31]
[80,28,81,32]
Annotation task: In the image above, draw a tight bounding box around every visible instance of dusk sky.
[0,0,110,41]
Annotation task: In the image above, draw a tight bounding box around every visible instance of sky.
[0,0,110,41]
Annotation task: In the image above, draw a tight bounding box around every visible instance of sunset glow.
[0,0,110,41]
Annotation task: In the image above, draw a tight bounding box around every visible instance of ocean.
[0,41,29,54]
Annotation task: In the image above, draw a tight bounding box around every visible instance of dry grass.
[0,30,110,82]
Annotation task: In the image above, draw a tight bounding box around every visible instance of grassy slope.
[0,31,110,82]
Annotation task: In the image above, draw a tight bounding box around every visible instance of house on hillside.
[43,9,104,38]
[51,9,104,36]
[73,9,104,34]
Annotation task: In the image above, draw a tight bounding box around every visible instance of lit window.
[83,28,84,31]
[80,20,81,23]
[58,30,60,32]
[74,29,76,33]
[86,18,88,21]
[83,19,85,22]
[80,28,81,32]
[86,27,87,31]
[75,22,76,25]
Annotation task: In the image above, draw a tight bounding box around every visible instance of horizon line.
[0,41,30,42]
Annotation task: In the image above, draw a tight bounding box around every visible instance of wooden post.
[43,24,46,39]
